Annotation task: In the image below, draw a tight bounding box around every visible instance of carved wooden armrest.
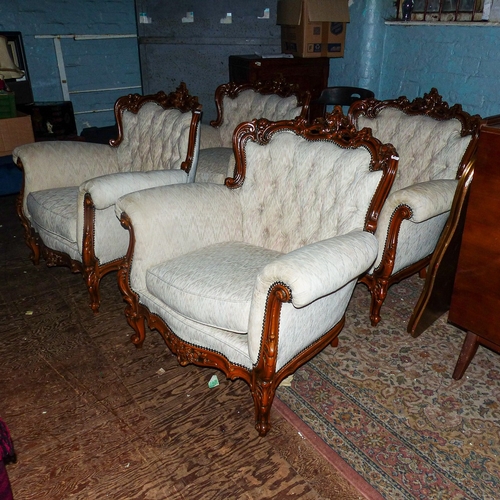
[257,231,378,308]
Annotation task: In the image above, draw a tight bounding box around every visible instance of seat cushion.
[27,187,78,244]
[146,241,282,333]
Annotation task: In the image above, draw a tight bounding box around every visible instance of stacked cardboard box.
[277,0,350,58]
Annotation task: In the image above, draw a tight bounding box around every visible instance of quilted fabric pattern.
[373,179,459,269]
[81,169,188,210]
[117,104,193,173]
[382,179,458,224]
[246,231,378,363]
[238,131,382,253]
[92,205,131,264]
[14,141,119,218]
[388,212,449,275]
[147,242,282,333]
[137,231,376,370]
[116,183,244,292]
[139,292,254,369]
[357,109,470,191]
[27,186,129,265]
[272,282,355,370]
[199,124,221,149]
[217,92,301,147]
[27,187,78,243]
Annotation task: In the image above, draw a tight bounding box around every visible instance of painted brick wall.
[0,0,141,132]
[330,0,500,119]
[2,0,500,130]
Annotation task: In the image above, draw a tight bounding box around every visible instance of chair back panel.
[117,104,194,173]
[239,130,383,254]
[357,108,471,192]
[218,91,302,147]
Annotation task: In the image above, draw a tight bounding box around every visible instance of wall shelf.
[385,20,500,26]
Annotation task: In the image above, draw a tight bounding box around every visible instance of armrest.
[116,183,244,291]
[373,179,459,274]
[382,179,458,224]
[14,141,120,190]
[14,141,119,216]
[81,169,188,210]
[257,231,378,308]
[199,123,222,149]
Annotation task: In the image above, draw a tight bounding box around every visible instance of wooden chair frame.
[117,113,398,436]
[210,78,311,130]
[16,83,202,313]
[348,88,482,326]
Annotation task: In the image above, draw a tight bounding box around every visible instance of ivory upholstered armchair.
[14,83,202,312]
[347,88,482,326]
[194,79,310,184]
[115,113,398,436]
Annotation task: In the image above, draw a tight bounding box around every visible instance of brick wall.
[0,0,141,132]
[329,0,500,119]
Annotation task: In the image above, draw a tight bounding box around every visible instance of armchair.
[115,112,398,436]
[14,83,202,312]
[347,88,482,326]
[195,79,311,184]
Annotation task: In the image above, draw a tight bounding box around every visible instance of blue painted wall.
[2,0,500,131]
[136,0,282,122]
[0,0,141,132]
[331,0,500,118]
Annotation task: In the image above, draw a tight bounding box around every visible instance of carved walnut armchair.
[14,83,202,313]
[115,113,398,436]
[347,88,482,326]
[195,79,310,184]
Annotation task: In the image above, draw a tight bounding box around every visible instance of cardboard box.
[277,0,350,58]
[0,113,35,157]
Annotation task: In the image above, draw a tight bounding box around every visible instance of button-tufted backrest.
[357,108,471,192]
[218,91,303,148]
[237,129,383,254]
[116,103,195,173]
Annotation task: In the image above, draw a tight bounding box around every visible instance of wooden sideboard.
[447,124,500,378]
[228,55,330,120]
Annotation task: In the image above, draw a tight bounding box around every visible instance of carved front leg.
[251,378,276,437]
[128,309,147,348]
[116,212,146,347]
[369,278,389,327]
[83,267,101,313]
[117,263,146,347]
[252,282,291,436]
[27,228,41,265]
[16,189,41,265]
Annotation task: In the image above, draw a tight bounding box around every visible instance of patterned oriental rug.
[276,275,500,500]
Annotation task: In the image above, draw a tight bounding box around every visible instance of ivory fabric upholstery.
[116,104,198,177]
[357,109,472,273]
[210,92,302,148]
[14,141,118,222]
[196,91,304,184]
[116,128,383,368]
[14,86,202,313]
[14,104,199,267]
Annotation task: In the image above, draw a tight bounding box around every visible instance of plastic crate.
[0,93,16,119]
